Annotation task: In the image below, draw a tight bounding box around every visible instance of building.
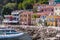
[54,4,60,16]
[37,13,47,26]
[33,4,54,15]
[19,11,33,25]
[33,4,47,12]
[3,10,22,24]
[56,16,60,27]
[46,16,60,26]
[33,4,54,26]
[46,16,57,26]
[49,0,56,5]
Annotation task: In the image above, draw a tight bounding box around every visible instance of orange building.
[19,11,33,25]
[46,16,60,26]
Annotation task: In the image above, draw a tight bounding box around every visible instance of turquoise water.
[0,30,18,35]
[55,0,60,2]
[0,29,32,40]
[0,29,20,40]
[0,38,20,40]
[55,0,60,3]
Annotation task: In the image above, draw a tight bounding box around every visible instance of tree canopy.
[1,0,49,17]
[18,0,48,10]
[2,3,17,17]
[4,3,17,9]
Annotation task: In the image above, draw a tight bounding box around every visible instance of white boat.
[0,28,32,40]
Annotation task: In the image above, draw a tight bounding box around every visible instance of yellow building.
[46,16,57,26]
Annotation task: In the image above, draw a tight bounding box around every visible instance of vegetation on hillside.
[1,0,48,10]
[2,3,17,17]
[0,0,48,17]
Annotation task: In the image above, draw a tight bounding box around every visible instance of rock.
[14,26,58,40]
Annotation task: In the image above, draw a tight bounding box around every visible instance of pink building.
[38,5,54,16]
[19,11,33,25]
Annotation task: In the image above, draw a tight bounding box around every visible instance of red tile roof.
[46,6,54,8]
[36,12,50,16]
[21,11,33,14]
[56,16,60,18]
[56,4,60,6]
[41,5,54,9]
[37,11,53,15]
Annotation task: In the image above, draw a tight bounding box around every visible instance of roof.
[56,16,60,18]
[4,15,13,17]
[21,11,33,14]
[41,5,54,9]
[46,5,54,8]
[11,10,21,14]
[55,4,60,6]
[11,10,23,14]
[37,12,53,16]
[46,16,60,18]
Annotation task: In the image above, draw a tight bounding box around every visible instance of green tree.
[4,3,17,9]
[21,0,36,10]
[38,0,48,4]
[32,13,38,25]
[22,1,33,10]
[18,3,23,10]
[2,3,17,17]
[32,14,38,19]
[23,0,36,4]
[2,6,13,16]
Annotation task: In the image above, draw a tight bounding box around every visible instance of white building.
[49,0,56,5]
[3,10,23,24]
[54,4,60,16]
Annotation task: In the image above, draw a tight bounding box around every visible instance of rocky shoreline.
[9,25,59,40]
[2,25,60,40]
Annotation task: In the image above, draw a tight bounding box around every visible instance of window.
[55,13,57,15]
[51,18,54,22]
[59,8,60,10]
[41,10,43,12]
[41,16,46,19]
[48,18,51,21]
[13,14,19,16]
[48,9,51,11]
[51,9,53,11]
[55,8,57,10]
[24,15,27,17]
[44,9,47,11]
[59,13,60,15]
[51,13,53,15]
[13,18,19,21]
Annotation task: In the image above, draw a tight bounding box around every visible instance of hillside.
[0,0,49,16]
[0,0,49,7]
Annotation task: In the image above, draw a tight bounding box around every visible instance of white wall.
[54,6,60,16]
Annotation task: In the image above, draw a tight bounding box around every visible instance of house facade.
[56,16,60,27]
[54,4,60,16]
[46,16,60,27]
[46,16,57,26]
[3,10,22,24]
[33,4,54,26]
[19,11,33,25]
[49,0,56,5]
